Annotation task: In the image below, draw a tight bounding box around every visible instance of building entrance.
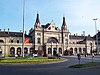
[53,48,57,56]
[0,49,2,57]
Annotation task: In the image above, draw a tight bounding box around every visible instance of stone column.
[77,48,79,54]
[51,42,53,56]
[56,43,59,54]
[15,48,17,55]
[15,48,18,57]
[46,46,48,54]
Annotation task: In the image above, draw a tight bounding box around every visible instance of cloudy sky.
[0,0,100,36]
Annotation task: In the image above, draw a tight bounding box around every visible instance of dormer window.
[11,40,13,43]
[52,26,54,28]
[55,27,57,30]
[48,27,51,30]
[17,40,19,43]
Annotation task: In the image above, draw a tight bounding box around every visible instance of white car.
[33,54,38,57]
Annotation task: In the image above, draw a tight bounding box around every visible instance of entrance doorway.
[0,49,2,57]
[10,47,15,56]
[53,48,57,56]
[17,47,21,56]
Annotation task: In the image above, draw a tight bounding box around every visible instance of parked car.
[33,54,38,57]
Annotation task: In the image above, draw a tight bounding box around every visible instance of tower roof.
[35,13,40,24]
[61,17,67,30]
[62,17,66,26]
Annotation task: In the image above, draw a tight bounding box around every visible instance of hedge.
[0,58,64,64]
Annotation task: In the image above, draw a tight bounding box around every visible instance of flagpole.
[22,0,25,57]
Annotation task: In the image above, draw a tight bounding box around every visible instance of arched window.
[55,27,57,30]
[0,40,4,43]
[64,50,68,55]
[17,47,21,55]
[24,47,28,54]
[74,48,77,54]
[47,37,58,43]
[30,47,34,54]
[37,37,41,43]
[70,48,73,55]
[17,40,19,43]
[10,47,15,56]
[11,40,13,43]
[48,27,51,30]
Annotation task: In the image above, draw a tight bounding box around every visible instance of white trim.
[0,49,2,51]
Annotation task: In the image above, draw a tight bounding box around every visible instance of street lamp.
[90,43,93,55]
[93,18,99,54]
[90,43,94,62]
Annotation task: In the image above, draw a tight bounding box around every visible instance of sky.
[0,0,100,36]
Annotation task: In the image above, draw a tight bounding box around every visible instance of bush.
[43,54,48,57]
[69,62,100,68]
[48,56,57,59]
[16,56,33,59]
[69,64,85,68]
[0,58,62,63]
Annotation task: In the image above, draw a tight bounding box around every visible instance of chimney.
[76,33,78,36]
[8,28,9,34]
[88,34,90,37]
[4,29,5,32]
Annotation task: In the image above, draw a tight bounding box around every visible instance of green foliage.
[69,64,85,68]
[0,56,63,64]
[48,56,58,59]
[16,56,33,59]
[69,62,100,68]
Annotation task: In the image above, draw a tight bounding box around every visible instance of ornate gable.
[46,20,60,31]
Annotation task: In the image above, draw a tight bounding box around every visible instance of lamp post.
[93,18,99,55]
[90,43,93,55]
[90,43,94,62]
[22,0,26,57]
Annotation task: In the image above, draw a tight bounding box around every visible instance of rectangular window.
[65,39,68,44]
[37,38,41,43]
[37,33,41,36]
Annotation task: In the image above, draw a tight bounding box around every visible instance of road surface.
[0,56,100,75]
